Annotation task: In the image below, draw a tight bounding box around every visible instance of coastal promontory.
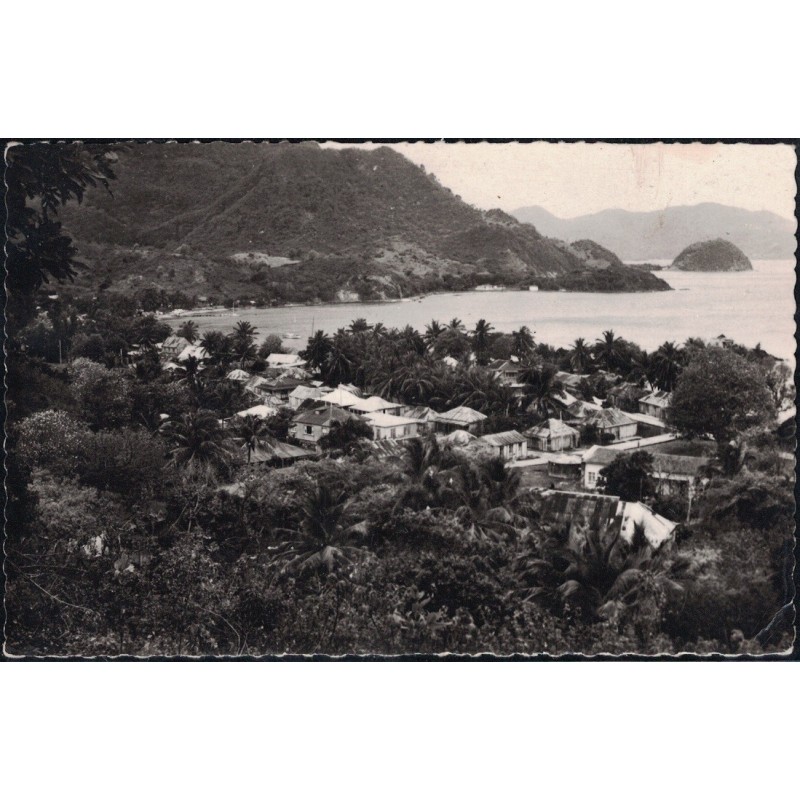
[672,239,753,272]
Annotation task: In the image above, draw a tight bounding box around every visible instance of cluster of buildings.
[159,332,713,539]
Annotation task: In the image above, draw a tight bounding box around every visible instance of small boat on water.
[284,333,301,339]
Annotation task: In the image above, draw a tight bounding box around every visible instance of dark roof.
[607,383,649,400]
[651,453,709,476]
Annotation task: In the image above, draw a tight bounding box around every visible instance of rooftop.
[293,405,357,426]
[480,430,528,447]
[640,390,672,407]
[364,411,416,428]
[526,418,580,439]
[436,406,488,424]
[651,453,709,476]
[586,407,637,428]
[582,445,621,466]
[350,396,402,413]
[320,388,362,407]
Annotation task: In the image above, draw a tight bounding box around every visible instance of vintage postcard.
[3,140,796,657]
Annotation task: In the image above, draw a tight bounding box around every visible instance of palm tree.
[180,354,201,391]
[348,318,372,334]
[177,320,199,343]
[520,363,564,417]
[569,337,592,373]
[594,330,624,372]
[511,326,535,359]
[402,435,443,483]
[424,319,445,347]
[162,410,230,472]
[405,325,428,356]
[300,330,332,372]
[232,320,257,341]
[273,485,362,575]
[448,463,520,543]
[371,322,387,339]
[471,319,494,365]
[200,330,231,365]
[448,318,466,333]
[234,414,266,463]
[651,341,683,391]
[398,360,437,404]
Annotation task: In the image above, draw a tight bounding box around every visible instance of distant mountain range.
[58,142,669,305]
[511,203,796,261]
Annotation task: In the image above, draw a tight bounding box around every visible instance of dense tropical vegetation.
[4,142,795,657]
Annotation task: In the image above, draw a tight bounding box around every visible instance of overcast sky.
[323,141,796,220]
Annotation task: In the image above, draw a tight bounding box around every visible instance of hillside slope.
[511,203,796,260]
[59,142,669,304]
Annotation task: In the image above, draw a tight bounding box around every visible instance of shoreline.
[160,284,675,320]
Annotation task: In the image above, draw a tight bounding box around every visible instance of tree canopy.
[669,347,777,441]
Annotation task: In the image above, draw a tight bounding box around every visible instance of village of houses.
[156,328,727,550]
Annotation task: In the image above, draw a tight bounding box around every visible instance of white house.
[288,385,327,410]
[319,388,362,409]
[363,412,421,441]
[582,445,620,490]
[349,396,405,415]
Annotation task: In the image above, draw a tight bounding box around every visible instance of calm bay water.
[175,259,796,363]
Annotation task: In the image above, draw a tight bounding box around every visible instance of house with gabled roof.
[288,385,327,410]
[638,390,672,421]
[650,453,709,497]
[290,405,359,446]
[363,411,422,441]
[538,490,678,549]
[584,407,638,442]
[525,418,581,452]
[488,358,525,386]
[607,382,650,413]
[349,395,404,415]
[318,387,362,409]
[478,430,528,461]
[161,335,191,361]
[434,406,488,435]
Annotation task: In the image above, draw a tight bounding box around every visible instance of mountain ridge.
[511,202,796,260]
[58,142,670,306]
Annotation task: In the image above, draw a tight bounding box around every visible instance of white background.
[4,2,798,798]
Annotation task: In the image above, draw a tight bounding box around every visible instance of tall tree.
[569,337,592,373]
[5,143,118,329]
[511,326,535,360]
[520,363,564,418]
[471,319,494,365]
[177,320,199,343]
[301,330,333,372]
[669,347,777,441]
[594,330,624,372]
[651,341,684,391]
[162,410,230,473]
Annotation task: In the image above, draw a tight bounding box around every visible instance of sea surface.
[173,259,796,363]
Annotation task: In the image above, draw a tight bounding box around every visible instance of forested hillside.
[59,142,669,305]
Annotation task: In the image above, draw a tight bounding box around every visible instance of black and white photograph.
[4,140,796,658]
